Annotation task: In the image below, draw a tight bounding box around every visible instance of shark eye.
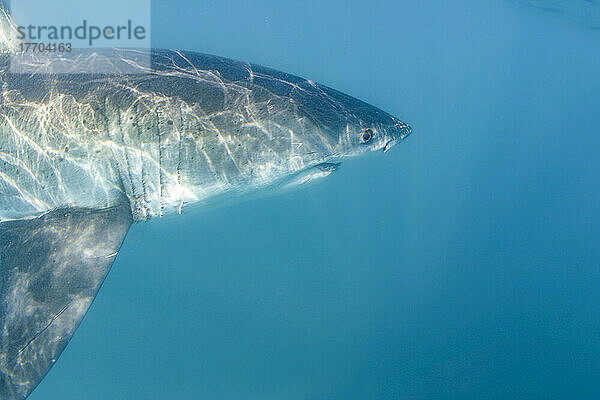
[362,129,373,142]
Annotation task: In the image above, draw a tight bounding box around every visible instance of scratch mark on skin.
[13,303,70,363]
[175,50,200,77]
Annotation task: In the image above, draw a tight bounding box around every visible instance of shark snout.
[383,123,412,153]
[398,124,412,140]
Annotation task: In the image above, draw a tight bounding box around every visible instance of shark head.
[207,60,412,190]
[131,51,415,204]
[292,82,412,157]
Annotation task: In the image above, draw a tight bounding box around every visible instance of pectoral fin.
[276,162,341,193]
[0,204,132,400]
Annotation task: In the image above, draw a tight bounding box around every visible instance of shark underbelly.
[0,125,124,221]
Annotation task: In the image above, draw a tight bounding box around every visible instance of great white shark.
[0,5,412,399]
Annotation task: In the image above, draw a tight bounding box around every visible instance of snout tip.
[399,124,412,140]
[382,123,412,153]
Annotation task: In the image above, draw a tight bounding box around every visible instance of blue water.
[31,1,600,399]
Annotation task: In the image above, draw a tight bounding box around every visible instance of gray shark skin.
[0,32,412,400]
[0,49,411,222]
